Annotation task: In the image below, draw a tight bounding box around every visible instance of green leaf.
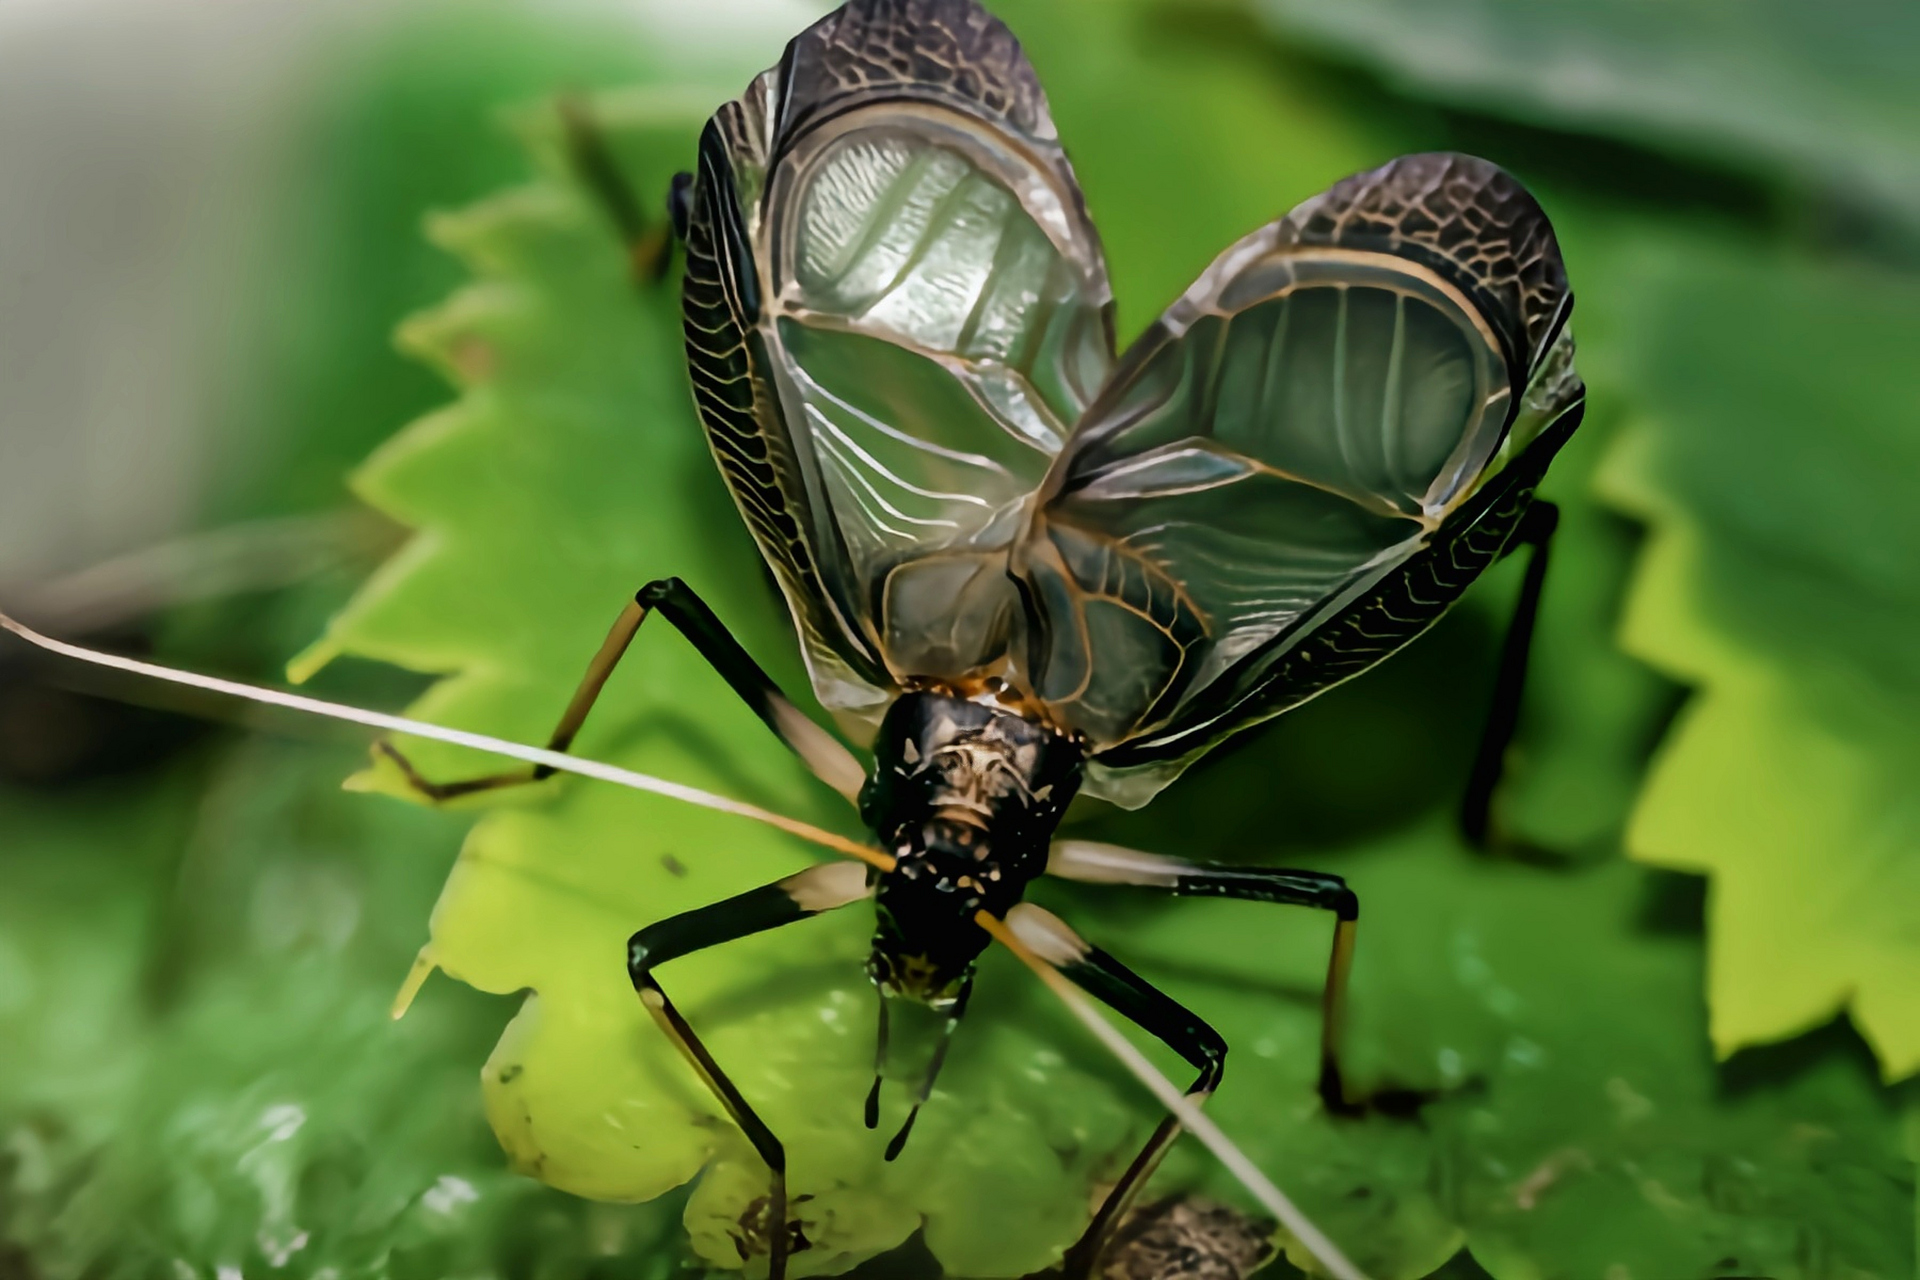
[0,736,703,1279]
[1255,0,1920,230]
[301,3,1914,1275]
[1908,1100,1920,1244]
[1075,807,1912,1280]
[204,0,791,527]
[291,89,1160,1280]
[1593,238,1920,1080]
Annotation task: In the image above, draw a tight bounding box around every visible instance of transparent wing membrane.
[684,0,1111,720]
[778,127,1110,451]
[1020,154,1581,796]
[689,5,1580,801]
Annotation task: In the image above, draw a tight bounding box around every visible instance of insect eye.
[667,171,694,242]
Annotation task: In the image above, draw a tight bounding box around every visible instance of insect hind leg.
[375,591,652,802]
[1460,497,1559,847]
[556,93,689,282]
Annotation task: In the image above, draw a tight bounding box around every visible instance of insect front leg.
[629,859,874,1280]
[1045,841,1360,1115]
[380,576,865,803]
[999,903,1228,1280]
[1460,497,1560,847]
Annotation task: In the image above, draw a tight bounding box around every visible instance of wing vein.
[1382,293,1406,494]
[806,407,966,532]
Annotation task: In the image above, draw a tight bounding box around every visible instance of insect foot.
[1320,1058,1469,1121]
[1102,1196,1274,1280]
[1022,1195,1274,1280]
[730,1192,811,1266]
[372,735,565,803]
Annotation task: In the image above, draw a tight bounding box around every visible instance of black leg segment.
[1001,904,1226,1279]
[1046,840,1360,1115]
[1461,497,1559,847]
[628,859,872,1280]
[380,577,863,804]
[633,579,861,796]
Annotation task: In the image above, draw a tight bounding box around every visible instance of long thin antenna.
[0,610,893,873]
[17,511,386,635]
[976,911,1372,1280]
[8,607,1363,1277]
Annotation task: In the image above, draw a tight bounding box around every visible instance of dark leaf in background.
[1595,241,1920,1079]
[1257,0,1920,236]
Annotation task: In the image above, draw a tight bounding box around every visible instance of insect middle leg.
[379,577,865,802]
[1000,903,1227,1280]
[629,858,874,1280]
[1045,840,1360,1114]
[1460,497,1560,846]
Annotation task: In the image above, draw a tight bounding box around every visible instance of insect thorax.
[858,690,1083,1005]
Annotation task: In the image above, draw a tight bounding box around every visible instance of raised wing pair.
[683,0,1581,811]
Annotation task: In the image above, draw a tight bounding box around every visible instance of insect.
[2,0,1582,1275]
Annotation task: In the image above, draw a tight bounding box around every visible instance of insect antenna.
[882,1022,953,1161]
[876,983,972,1162]
[978,912,1373,1280]
[864,999,889,1129]
[0,610,893,872]
[3,609,1370,1277]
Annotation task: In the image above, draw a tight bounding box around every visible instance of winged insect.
[1,0,1584,1275]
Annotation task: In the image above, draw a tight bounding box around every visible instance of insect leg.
[381,577,864,803]
[556,95,686,282]
[1001,903,1227,1280]
[1460,498,1560,847]
[630,859,874,1280]
[1046,840,1359,1114]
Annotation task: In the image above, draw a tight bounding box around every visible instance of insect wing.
[683,0,1114,721]
[1017,153,1583,798]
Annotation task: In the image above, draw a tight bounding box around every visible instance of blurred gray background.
[0,0,812,600]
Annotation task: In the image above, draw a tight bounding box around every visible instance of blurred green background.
[0,0,1914,1277]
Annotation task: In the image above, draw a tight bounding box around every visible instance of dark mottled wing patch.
[682,0,1113,723]
[776,0,1052,143]
[1291,152,1571,376]
[1015,154,1583,804]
